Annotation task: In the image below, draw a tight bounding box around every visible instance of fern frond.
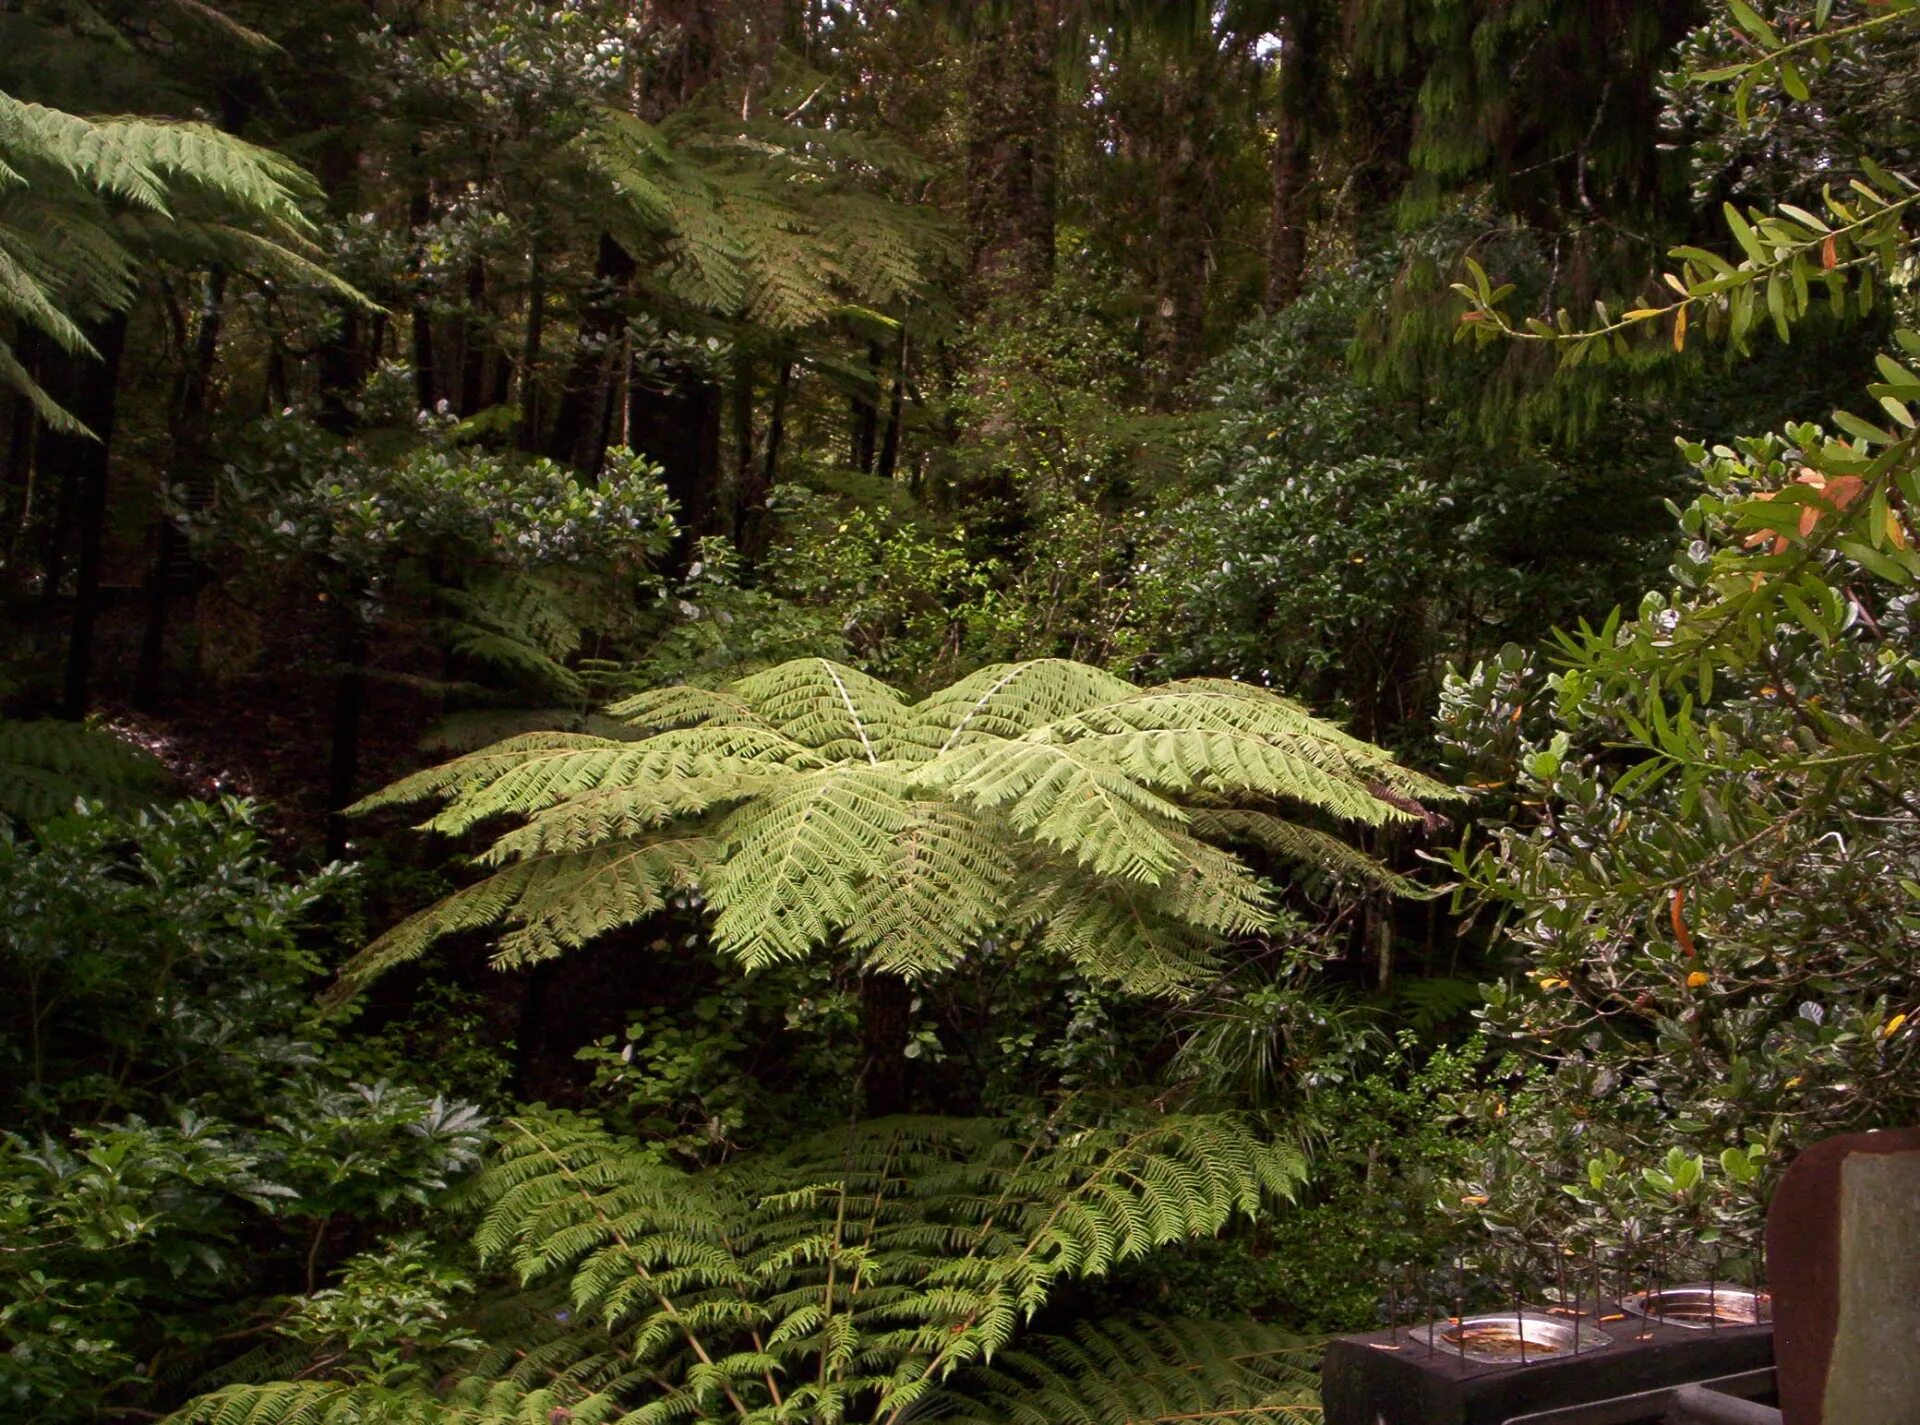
[0,718,162,822]
[706,764,913,967]
[945,1316,1322,1425]
[349,659,1444,998]
[914,738,1192,883]
[337,836,719,990]
[840,802,1020,977]
[1190,808,1427,896]
[908,660,1141,753]
[730,658,908,763]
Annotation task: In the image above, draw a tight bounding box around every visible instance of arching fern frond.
[345,659,1453,996]
[0,717,163,823]
[179,1110,1308,1424]
[0,89,355,431]
[944,1316,1322,1425]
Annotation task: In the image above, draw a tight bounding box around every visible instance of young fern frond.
[345,659,1453,995]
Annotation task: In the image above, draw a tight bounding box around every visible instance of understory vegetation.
[2,2,1916,1421]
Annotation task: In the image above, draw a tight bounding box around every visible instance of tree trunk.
[136,268,227,712]
[850,338,882,473]
[1264,3,1320,311]
[875,329,908,484]
[547,234,636,478]
[52,313,128,720]
[737,358,790,564]
[408,178,438,413]
[457,257,495,415]
[325,607,369,860]
[964,0,1059,301]
[629,366,723,566]
[518,244,547,449]
[730,354,755,532]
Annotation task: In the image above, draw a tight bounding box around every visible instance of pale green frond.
[0,94,167,209]
[909,660,1142,754]
[913,738,1190,883]
[841,802,1021,978]
[0,337,90,433]
[491,837,720,966]
[1127,680,1459,803]
[608,684,777,734]
[489,779,774,858]
[335,837,719,993]
[731,657,908,763]
[1068,729,1404,825]
[1190,809,1426,896]
[0,227,106,350]
[347,732,633,815]
[706,764,914,967]
[353,728,815,833]
[1028,879,1222,996]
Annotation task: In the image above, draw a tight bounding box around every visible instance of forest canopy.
[1,2,1916,1422]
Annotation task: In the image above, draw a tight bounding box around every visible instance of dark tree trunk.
[325,607,369,860]
[518,245,547,449]
[737,358,790,564]
[408,179,438,413]
[875,330,908,484]
[629,366,723,565]
[51,313,128,720]
[964,0,1059,301]
[457,257,495,415]
[1264,3,1321,311]
[1,331,41,608]
[850,339,882,473]
[136,267,227,712]
[730,354,755,531]
[859,972,914,1119]
[547,235,637,478]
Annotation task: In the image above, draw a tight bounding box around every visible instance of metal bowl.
[1415,1312,1611,1364]
[1620,1284,1769,1329]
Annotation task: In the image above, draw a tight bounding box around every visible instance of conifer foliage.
[177,1107,1314,1425]
[346,658,1452,996]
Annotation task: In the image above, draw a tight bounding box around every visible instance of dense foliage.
[2,1,1917,1421]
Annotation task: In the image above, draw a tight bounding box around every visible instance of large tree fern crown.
[345,658,1454,995]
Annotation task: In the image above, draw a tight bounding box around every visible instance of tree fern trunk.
[56,313,128,720]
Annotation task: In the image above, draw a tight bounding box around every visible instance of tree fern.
[0,89,355,431]
[174,1108,1310,1425]
[577,92,958,335]
[943,1317,1322,1425]
[344,658,1453,995]
[0,716,162,822]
